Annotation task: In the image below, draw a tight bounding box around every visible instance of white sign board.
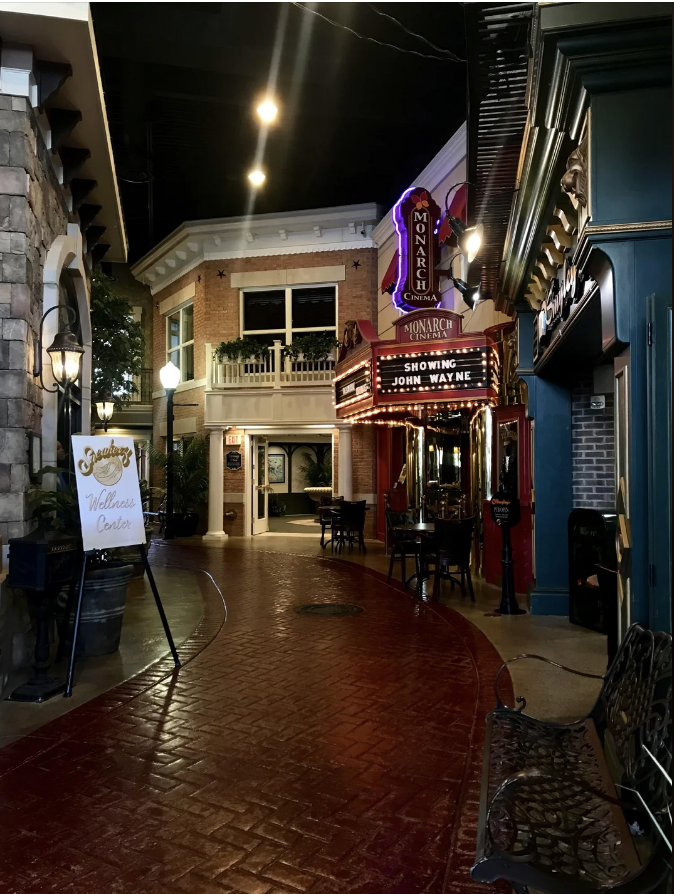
[225,433,242,446]
[72,435,146,552]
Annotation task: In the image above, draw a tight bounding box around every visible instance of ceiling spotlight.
[452,277,482,310]
[256,100,278,123]
[248,170,266,187]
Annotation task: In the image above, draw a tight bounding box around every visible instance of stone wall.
[0,95,69,543]
[0,95,71,689]
[571,373,616,510]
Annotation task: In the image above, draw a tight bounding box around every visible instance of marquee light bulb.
[248,170,266,187]
[257,100,278,123]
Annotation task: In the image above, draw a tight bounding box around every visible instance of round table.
[392,523,436,588]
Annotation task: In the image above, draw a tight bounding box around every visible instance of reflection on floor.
[0,566,203,747]
[214,533,608,724]
[268,513,322,535]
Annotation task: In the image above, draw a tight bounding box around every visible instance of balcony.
[129,368,153,403]
[206,341,335,390]
[204,342,337,428]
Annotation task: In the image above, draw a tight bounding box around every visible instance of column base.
[202,531,229,543]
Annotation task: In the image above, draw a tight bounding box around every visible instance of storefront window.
[242,285,337,347]
[166,304,194,382]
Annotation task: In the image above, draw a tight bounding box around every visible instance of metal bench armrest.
[494,654,605,712]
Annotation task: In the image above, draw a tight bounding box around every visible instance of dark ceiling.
[91,3,467,263]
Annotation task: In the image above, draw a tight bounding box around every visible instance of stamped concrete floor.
[217,534,609,724]
[0,566,204,747]
[0,542,511,894]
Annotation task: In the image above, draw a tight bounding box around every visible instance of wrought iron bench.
[472,624,672,894]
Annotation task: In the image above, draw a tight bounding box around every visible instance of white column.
[203,428,228,542]
[337,424,353,501]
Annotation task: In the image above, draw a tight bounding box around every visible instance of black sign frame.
[226,451,242,471]
[377,347,490,395]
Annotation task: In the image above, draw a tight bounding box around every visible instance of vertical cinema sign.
[392,186,442,312]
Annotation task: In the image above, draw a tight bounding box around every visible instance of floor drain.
[295,603,363,617]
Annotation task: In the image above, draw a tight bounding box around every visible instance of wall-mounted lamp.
[33,305,84,391]
[446,252,483,310]
[443,181,484,263]
[95,392,115,433]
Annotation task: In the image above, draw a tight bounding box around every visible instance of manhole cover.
[295,603,363,617]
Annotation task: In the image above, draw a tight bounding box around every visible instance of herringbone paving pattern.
[0,545,510,894]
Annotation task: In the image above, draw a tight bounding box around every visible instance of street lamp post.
[159,361,181,540]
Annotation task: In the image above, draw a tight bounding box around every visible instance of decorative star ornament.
[217,270,225,279]
[197,275,201,283]
[352,260,361,270]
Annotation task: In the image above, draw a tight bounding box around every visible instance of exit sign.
[226,433,242,446]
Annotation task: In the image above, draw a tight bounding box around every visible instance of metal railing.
[206,342,335,390]
[129,368,153,403]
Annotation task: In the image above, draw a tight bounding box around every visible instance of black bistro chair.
[419,516,476,601]
[319,496,343,549]
[385,508,420,587]
[332,500,367,553]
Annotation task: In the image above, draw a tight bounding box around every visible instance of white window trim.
[239,283,339,344]
[166,302,195,383]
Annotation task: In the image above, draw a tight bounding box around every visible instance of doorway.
[251,436,269,535]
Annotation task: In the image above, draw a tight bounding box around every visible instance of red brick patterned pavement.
[0,545,511,894]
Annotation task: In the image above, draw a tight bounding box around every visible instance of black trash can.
[568,509,617,635]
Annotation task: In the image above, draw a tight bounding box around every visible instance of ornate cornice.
[584,220,672,236]
[500,5,671,307]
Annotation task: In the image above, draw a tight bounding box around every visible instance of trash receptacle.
[568,509,617,634]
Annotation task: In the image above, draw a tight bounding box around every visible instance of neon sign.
[392,186,442,312]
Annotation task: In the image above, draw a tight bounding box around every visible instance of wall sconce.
[95,392,115,433]
[33,305,84,392]
[446,252,483,310]
[443,181,483,263]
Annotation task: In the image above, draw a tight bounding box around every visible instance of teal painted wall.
[591,87,672,225]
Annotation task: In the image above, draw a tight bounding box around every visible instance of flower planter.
[56,563,133,658]
[304,487,334,508]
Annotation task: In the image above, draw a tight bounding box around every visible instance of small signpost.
[490,487,526,615]
[63,435,180,697]
[226,450,242,471]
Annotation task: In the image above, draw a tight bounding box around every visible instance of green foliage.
[148,436,209,513]
[90,267,145,404]
[282,333,340,363]
[298,450,332,487]
[214,337,269,363]
[268,494,286,517]
[28,468,81,535]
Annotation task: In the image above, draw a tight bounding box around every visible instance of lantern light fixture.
[34,305,84,392]
[95,392,115,433]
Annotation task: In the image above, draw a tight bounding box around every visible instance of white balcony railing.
[206,341,336,390]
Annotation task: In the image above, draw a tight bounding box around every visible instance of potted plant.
[282,333,340,363]
[90,267,145,408]
[28,472,134,658]
[299,450,334,507]
[148,436,208,537]
[214,337,269,363]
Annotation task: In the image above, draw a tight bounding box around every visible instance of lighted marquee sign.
[377,348,492,395]
[392,186,442,312]
[335,361,372,407]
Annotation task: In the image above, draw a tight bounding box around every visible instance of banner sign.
[72,435,146,552]
[395,309,461,344]
[391,186,442,312]
[335,364,372,406]
[377,347,489,394]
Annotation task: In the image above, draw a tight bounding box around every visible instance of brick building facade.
[133,205,381,538]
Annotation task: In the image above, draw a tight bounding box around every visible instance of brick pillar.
[337,424,353,500]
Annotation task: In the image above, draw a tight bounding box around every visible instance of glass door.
[252,437,269,535]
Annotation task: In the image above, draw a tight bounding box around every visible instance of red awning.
[438,184,467,245]
[381,249,399,294]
